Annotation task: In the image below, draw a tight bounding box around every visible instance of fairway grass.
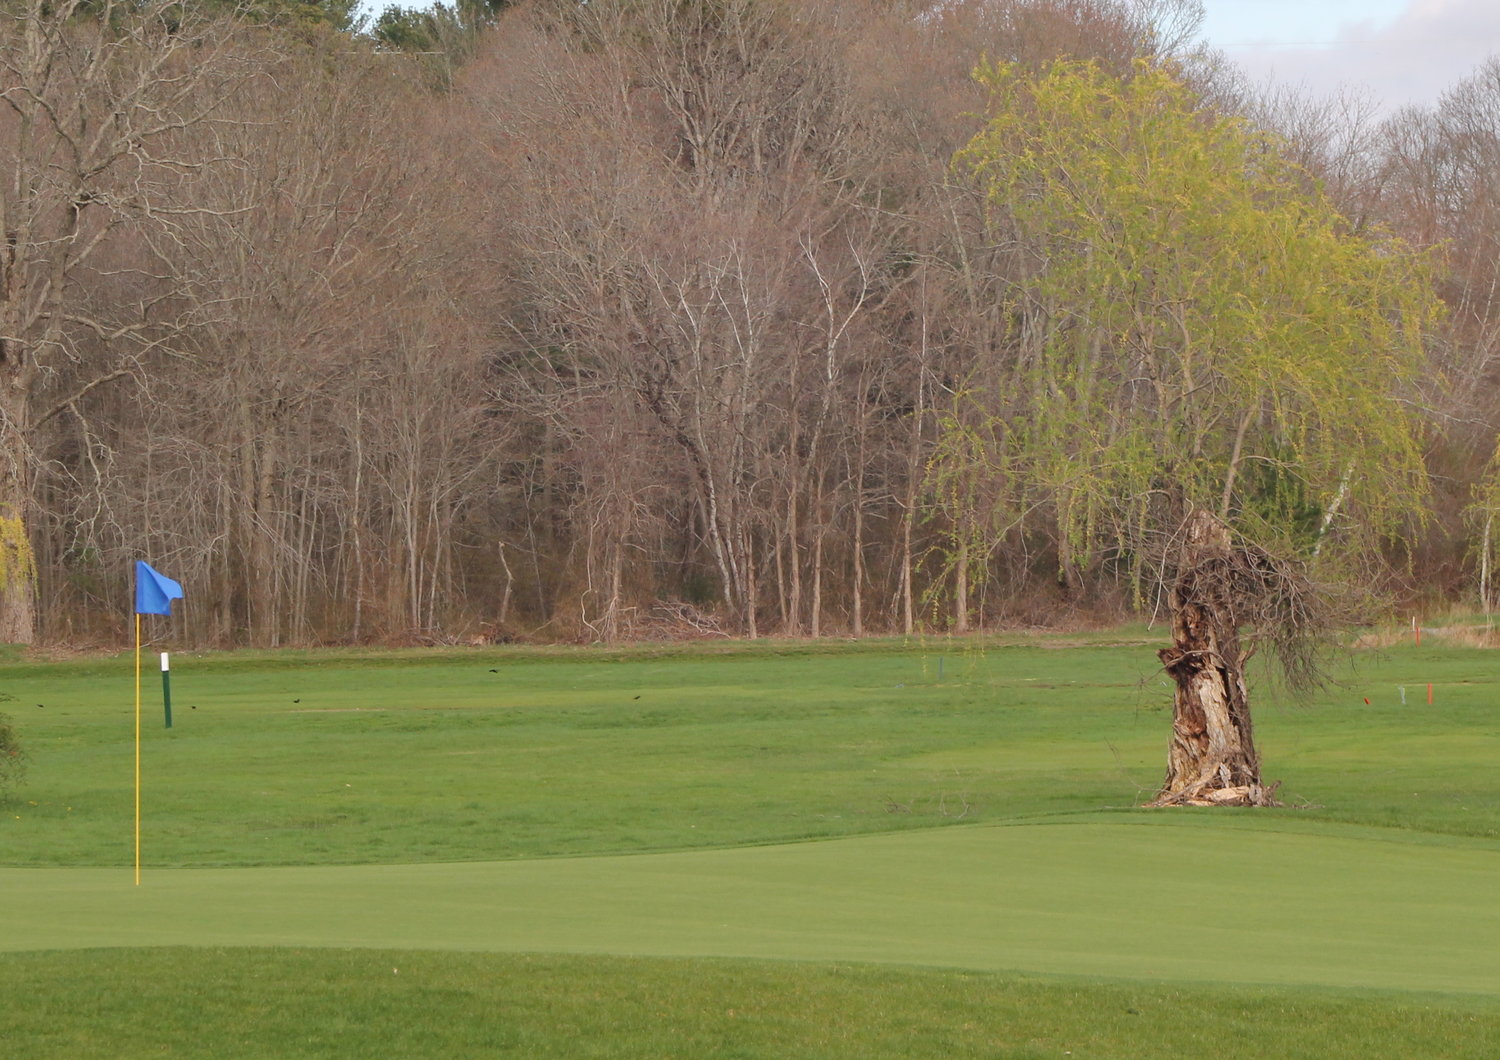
[4,633,1500,1054]
[7,822,1500,995]
[3,637,1172,867]
[5,633,1500,868]
[4,949,1498,1059]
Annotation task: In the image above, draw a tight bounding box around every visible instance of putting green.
[9,819,1499,996]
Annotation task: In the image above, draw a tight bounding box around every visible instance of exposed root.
[1149,777,1281,808]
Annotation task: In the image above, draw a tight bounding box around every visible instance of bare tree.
[470,0,886,636]
[110,39,493,645]
[1372,61,1500,605]
[0,1,255,640]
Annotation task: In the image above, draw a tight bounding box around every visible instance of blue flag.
[135,561,183,616]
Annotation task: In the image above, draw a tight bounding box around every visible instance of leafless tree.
[101,40,494,645]
[0,1,259,640]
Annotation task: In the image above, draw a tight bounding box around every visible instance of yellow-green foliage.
[946,59,1441,565]
[0,517,33,593]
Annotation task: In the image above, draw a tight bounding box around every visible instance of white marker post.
[161,652,172,729]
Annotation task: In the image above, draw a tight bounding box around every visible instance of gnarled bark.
[1151,510,1278,807]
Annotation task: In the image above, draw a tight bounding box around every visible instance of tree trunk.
[953,539,970,634]
[0,378,34,643]
[0,476,34,644]
[1482,511,1493,615]
[1151,510,1277,807]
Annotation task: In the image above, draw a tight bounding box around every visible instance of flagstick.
[135,611,141,887]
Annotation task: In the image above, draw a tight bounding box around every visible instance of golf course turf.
[3,631,1498,1056]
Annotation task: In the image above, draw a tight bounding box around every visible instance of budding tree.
[952,59,1439,804]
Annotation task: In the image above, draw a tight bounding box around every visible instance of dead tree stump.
[1151,510,1278,807]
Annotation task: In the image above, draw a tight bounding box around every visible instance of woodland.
[3,0,1499,649]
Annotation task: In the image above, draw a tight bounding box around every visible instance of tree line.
[2,0,1497,648]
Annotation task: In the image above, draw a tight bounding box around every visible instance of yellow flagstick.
[133,561,182,886]
[134,610,141,886]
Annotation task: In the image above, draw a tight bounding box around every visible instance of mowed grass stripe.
[8,821,1500,995]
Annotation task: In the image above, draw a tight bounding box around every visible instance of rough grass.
[3,949,1497,1060]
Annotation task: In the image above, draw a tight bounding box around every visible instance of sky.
[348,0,1496,114]
[1198,0,1500,112]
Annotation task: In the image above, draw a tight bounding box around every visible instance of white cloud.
[1218,0,1500,111]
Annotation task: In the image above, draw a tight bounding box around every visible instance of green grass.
[6,632,1499,869]
[8,822,1500,994]
[2,635,1171,867]
[4,949,1497,1059]
[4,631,1500,1055]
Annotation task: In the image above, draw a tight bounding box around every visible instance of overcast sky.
[349,0,1496,113]
[1199,0,1500,112]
